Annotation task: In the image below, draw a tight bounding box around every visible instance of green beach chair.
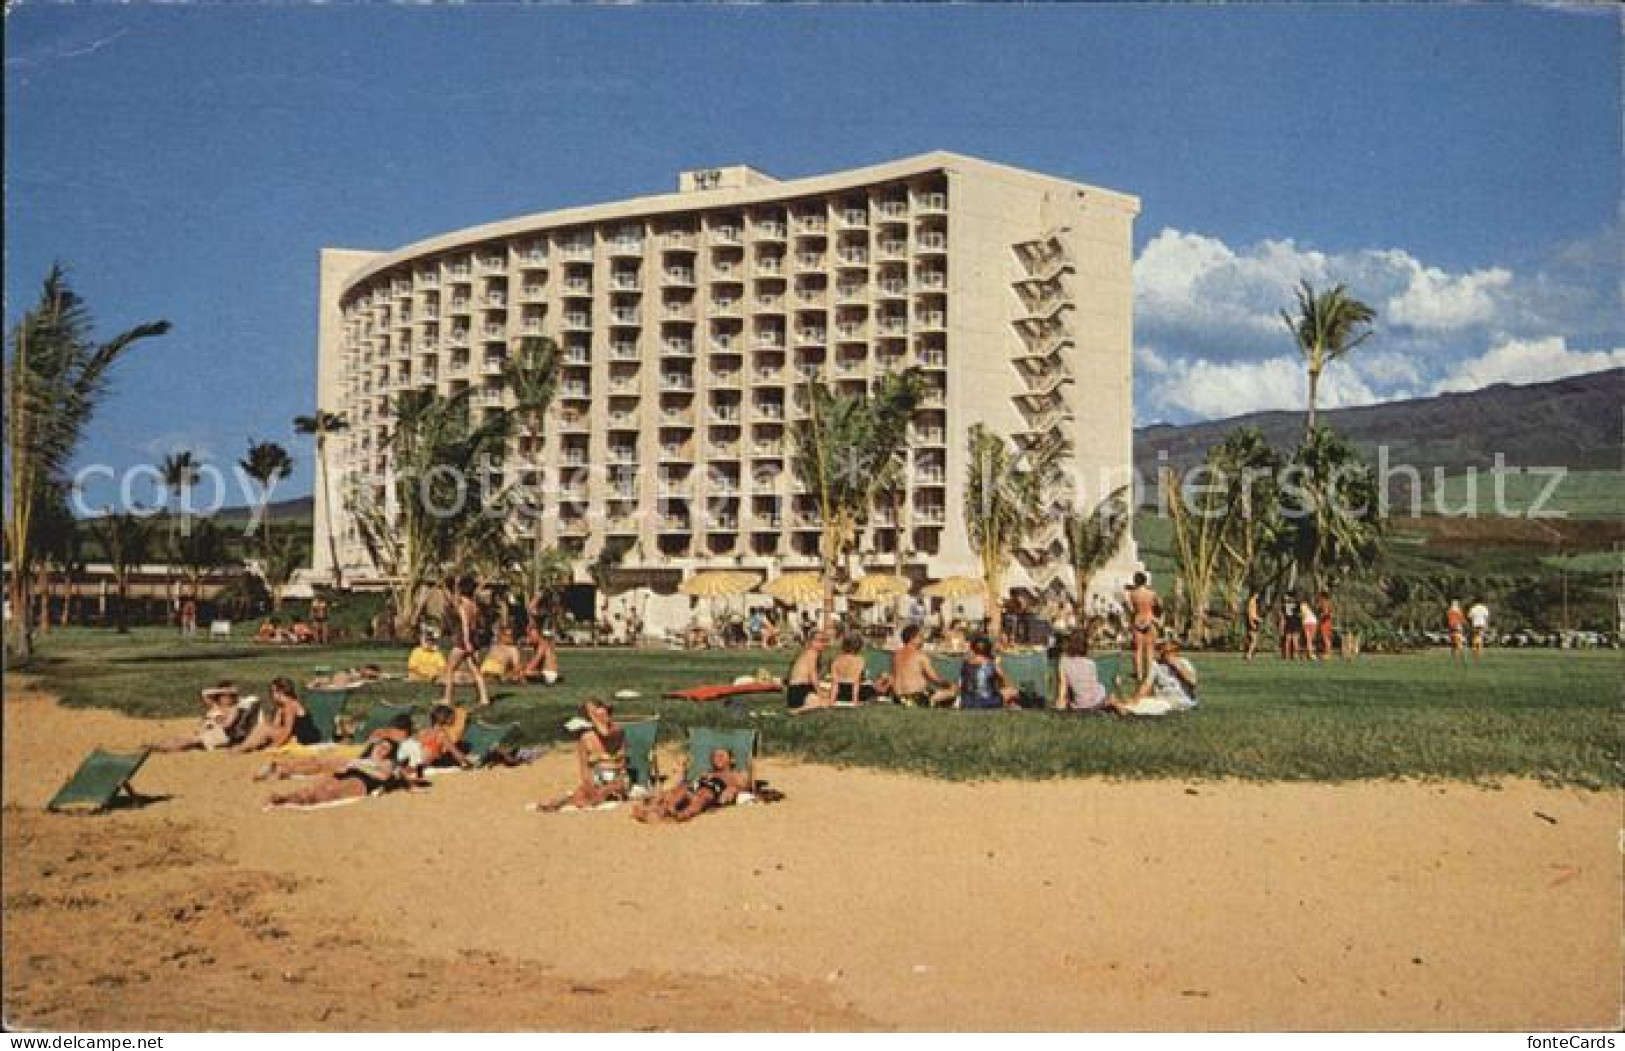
[47,748,152,814]
[301,688,350,744]
[354,701,415,743]
[462,720,517,765]
[621,718,661,790]
[686,727,758,782]
[931,654,964,693]
[862,648,893,684]
[1094,655,1127,699]
[1001,653,1049,701]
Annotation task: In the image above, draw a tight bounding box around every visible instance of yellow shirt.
[407,646,447,682]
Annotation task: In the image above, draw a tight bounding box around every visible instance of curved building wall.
[315,151,1140,602]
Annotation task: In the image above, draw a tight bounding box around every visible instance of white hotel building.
[316,151,1140,602]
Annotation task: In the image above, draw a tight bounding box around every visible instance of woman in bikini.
[1124,572,1160,684]
[534,699,629,812]
[632,747,751,824]
[442,575,493,708]
[265,738,414,809]
[828,633,874,706]
[231,677,313,754]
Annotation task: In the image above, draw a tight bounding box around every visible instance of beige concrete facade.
[315,151,1140,602]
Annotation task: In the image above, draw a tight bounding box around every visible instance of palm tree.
[239,439,294,556]
[171,518,236,604]
[354,388,512,638]
[1281,280,1376,437]
[962,426,1069,632]
[3,264,170,658]
[586,539,630,642]
[91,511,152,633]
[1061,485,1130,621]
[788,368,922,628]
[1277,426,1384,594]
[293,410,349,590]
[501,335,562,582]
[259,532,306,613]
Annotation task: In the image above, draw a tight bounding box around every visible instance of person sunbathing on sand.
[534,699,628,812]
[154,682,251,752]
[265,738,418,809]
[632,747,751,824]
[231,677,314,753]
[398,704,473,774]
[254,712,415,781]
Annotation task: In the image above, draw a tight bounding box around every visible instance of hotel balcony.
[916,232,948,253]
[559,241,594,261]
[563,313,591,331]
[914,191,947,212]
[712,225,743,244]
[609,341,640,361]
[660,374,695,392]
[662,337,695,356]
[610,307,643,326]
[608,446,639,464]
[610,274,642,292]
[521,284,547,300]
[664,268,696,286]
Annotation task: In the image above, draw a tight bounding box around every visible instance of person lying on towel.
[632,747,751,824]
[264,738,420,809]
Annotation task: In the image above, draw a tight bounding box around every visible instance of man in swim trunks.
[632,747,751,824]
[1124,571,1161,685]
[785,632,829,710]
[888,624,957,707]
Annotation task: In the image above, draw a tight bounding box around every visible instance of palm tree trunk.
[1305,368,1320,437]
[317,437,344,590]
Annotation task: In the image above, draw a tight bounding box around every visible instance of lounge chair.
[354,701,415,743]
[862,648,893,684]
[300,688,350,745]
[1000,652,1050,701]
[462,720,518,765]
[621,718,661,791]
[685,727,757,781]
[47,748,152,814]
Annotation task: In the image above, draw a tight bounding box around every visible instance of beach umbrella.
[923,575,983,600]
[852,573,911,603]
[759,572,825,606]
[678,570,760,598]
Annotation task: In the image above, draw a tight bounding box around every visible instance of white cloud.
[1433,336,1625,393]
[1141,350,1384,421]
[1384,264,1513,332]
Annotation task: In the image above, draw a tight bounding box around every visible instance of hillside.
[1134,367,1623,481]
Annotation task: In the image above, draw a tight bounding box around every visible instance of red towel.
[663,682,782,702]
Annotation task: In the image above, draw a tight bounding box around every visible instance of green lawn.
[20,628,1623,788]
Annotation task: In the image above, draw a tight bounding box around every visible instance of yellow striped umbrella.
[852,573,912,603]
[922,575,984,600]
[678,570,760,598]
[759,572,825,606]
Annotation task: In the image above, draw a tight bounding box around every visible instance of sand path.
[4,685,1620,1031]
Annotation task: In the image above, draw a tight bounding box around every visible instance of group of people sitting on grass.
[253,617,320,646]
[781,620,1198,716]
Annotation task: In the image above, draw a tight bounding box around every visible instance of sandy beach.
[3,683,1620,1032]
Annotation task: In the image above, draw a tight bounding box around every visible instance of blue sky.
[6,4,1621,508]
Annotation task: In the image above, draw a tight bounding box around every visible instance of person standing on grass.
[1446,600,1467,661]
[1298,595,1319,661]
[443,575,493,708]
[1468,598,1491,657]
[1314,591,1336,659]
[1280,593,1301,660]
[1124,572,1161,684]
[310,595,330,645]
[1243,592,1263,661]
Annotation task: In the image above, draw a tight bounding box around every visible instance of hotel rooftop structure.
[316,151,1140,600]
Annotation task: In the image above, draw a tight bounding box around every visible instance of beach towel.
[662,682,781,702]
